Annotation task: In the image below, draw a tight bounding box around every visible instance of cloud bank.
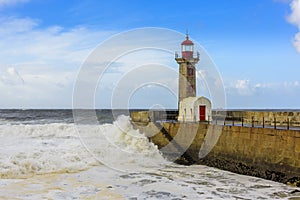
[288,0,300,52]
[0,17,111,108]
[226,79,300,108]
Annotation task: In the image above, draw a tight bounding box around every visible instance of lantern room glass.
[182,44,193,52]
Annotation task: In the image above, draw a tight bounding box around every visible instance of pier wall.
[132,117,300,185]
[131,110,300,127]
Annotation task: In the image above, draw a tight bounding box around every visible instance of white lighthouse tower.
[176,34,212,122]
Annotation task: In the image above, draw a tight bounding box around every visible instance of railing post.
[242,117,244,127]
[252,116,254,127]
[287,117,290,130]
[232,117,234,126]
[274,117,276,129]
[263,116,265,128]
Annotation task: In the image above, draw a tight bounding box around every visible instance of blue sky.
[0,0,300,109]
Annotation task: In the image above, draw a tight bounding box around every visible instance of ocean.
[0,109,299,199]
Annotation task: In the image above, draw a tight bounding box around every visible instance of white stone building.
[178,96,212,122]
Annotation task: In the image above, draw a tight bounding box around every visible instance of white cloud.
[0,66,24,85]
[226,79,300,108]
[0,17,110,65]
[288,0,300,52]
[0,0,29,8]
[289,0,300,28]
[0,17,38,35]
[0,17,113,108]
[235,79,249,89]
[293,32,300,52]
[227,79,300,96]
[231,79,254,96]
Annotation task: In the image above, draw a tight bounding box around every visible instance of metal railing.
[216,116,300,130]
[145,110,300,131]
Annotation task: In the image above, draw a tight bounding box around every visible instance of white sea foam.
[0,115,165,178]
[76,115,167,172]
[0,115,299,199]
[1,164,298,200]
[0,123,95,178]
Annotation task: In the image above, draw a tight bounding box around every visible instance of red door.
[199,106,206,121]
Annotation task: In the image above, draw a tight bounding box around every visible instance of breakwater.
[131,111,300,186]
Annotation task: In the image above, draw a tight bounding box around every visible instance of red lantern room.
[181,34,194,59]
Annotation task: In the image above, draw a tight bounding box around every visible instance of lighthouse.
[175,34,200,105]
[176,34,212,122]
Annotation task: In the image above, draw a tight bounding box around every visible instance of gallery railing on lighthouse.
[175,52,200,59]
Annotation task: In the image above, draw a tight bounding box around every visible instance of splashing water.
[0,112,299,199]
[0,115,167,178]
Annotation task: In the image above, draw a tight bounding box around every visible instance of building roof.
[181,34,194,45]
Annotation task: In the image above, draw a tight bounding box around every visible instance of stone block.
[295,138,300,153]
[295,131,300,138]
[130,111,149,123]
[242,132,251,140]
[286,136,295,149]
[286,130,295,138]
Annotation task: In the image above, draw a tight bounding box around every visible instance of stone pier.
[131,111,300,186]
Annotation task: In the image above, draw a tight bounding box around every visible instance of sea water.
[0,109,299,199]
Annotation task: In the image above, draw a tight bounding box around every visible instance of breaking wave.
[0,115,165,178]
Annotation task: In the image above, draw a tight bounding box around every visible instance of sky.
[0,0,300,109]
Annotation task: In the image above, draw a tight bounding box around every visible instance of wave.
[0,123,96,179]
[75,115,167,172]
[0,115,165,179]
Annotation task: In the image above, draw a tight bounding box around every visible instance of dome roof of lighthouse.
[181,34,194,45]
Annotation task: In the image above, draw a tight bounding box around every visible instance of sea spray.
[77,115,168,172]
[0,115,167,178]
[0,123,96,179]
[0,110,299,199]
